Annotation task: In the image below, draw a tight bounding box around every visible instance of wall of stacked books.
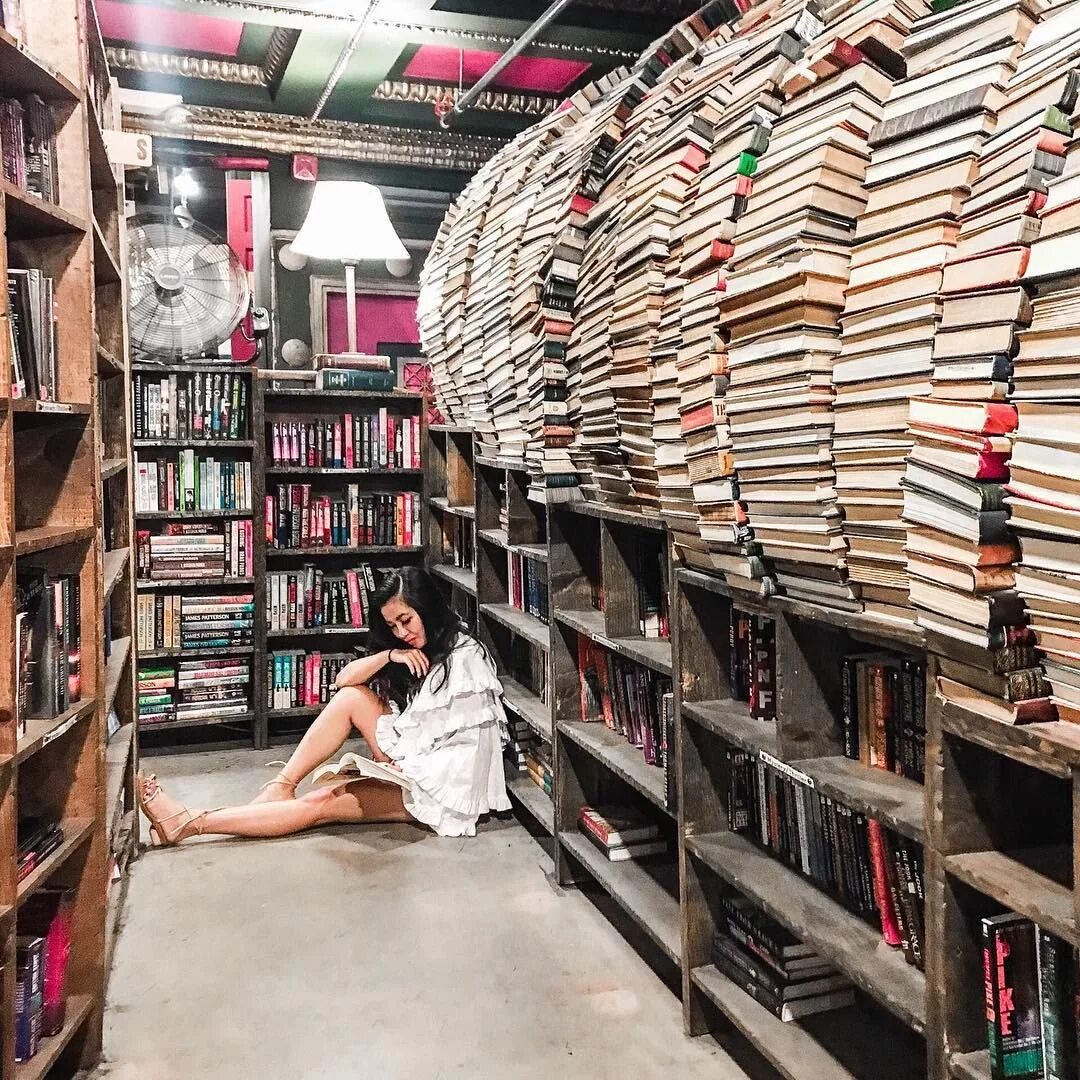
[420,0,1080,1076]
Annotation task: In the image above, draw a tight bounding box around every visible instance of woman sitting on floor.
[137,567,512,843]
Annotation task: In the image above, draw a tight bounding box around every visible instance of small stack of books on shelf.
[268,409,422,470]
[137,658,252,726]
[136,592,254,651]
[712,889,855,1021]
[293,351,396,391]
[135,522,253,581]
[16,817,64,883]
[725,748,926,967]
[982,915,1078,1080]
[840,651,926,781]
[578,805,668,862]
[504,715,537,773]
[508,549,548,623]
[524,742,553,797]
[15,567,81,730]
[268,650,352,710]
[133,369,250,441]
[7,267,57,401]
[267,485,420,548]
[0,93,58,202]
[578,637,671,768]
[266,564,378,630]
[135,452,252,513]
[727,608,776,722]
[16,888,73,1062]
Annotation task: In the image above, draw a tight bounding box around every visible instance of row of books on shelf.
[15,886,73,1063]
[712,889,855,1023]
[728,609,776,723]
[578,636,673,772]
[136,592,254,652]
[725,747,925,970]
[578,805,669,862]
[7,267,58,402]
[268,650,352,711]
[983,914,1078,1080]
[842,653,926,783]
[267,486,420,549]
[138,658,252,725]
[439,516,473,570]
[267,564,381,631]
[136,521,253,581]
[508,550,548,623]
[135,453,252,514]
[504,716,540,773]
[524,742,552,797]
[133,369,251,442]
[0,93,58,203]
[268,413,422,470]
[15,567,80,731]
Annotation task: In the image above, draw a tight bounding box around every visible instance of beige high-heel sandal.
[259,761,298,796]
[136,773,213,847]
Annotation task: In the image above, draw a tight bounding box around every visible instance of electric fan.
[127,213,250,360]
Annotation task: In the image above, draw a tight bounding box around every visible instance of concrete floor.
[94,748,753,1080]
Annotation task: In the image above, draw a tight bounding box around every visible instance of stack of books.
[268,409,421,470]
[309,352,394,392]
[727,608,776,722]
[268,650,352,710]
[7,267,57,401]
[712,890,855,1020]
[267,485,420,548]
[578,805,668,862]
[524,742,553,797]
[905,11,1078,723]
[0,93,58,203]
[133,369,250,441]
[834,0,1037,623]
[504,715,538,773]
[135,452,252,513]
[136,591,254,652]
[138,658,252,725]
[15,567,80,729]
[266,563,378,630]
[135,521,252,581]
[16,817,63,884]
[981,915,1078,1080]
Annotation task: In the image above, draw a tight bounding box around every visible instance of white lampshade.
[291,180,409,263]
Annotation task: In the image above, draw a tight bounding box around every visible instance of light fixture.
[172,169,200,199]
[291,180,409,356]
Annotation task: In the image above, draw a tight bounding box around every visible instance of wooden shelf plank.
[506,774,554,835]
[686,831,926,1032]
[0,179,86,236]
[264,387,424,401]
[501,677,551,741]
[428,423,473,434]
[682,698,780,757]
[11,399,92,416]
[87,94,115,191]
[945,849,1076,946]
[135,508,252,520]
[104,637,132,717]
[0,27,81,101]
[266,625,368,639]
[133,362,256,376]
[559,831,681,963]
[480,602,549,651]
[268,545,422,557]
[266,466,423,477]
[691,965,859,1080]
[92,218,121,283]
[949,1050,990,1080]
[17,818,96,906]
[102,547,129,602]
[267,706,322,721]
[140,711,256,733]
[430,562,477,596]
[15,524,96,557]
[138,645,254,661]
[429,495,476,520]
[475,453,528,472]
[132,439,255,449]
[941,698,1080,780]
[13,992,95,1080]
[100,456,127,480]
[107,723,135,843]
[559,719,669,814]
[96,341,123,376]
[555,607,673,676]
[556,500,666,532]
[16,699,96,765]
[137,576,254,590]
[477,527,509,547]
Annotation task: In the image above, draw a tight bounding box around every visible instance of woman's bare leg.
[144,779,413,843]
[251,685,390,804]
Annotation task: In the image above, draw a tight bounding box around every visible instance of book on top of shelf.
[133,370,250,441]
[578,804,661,847]
[983,913,1044,1080]
[312,352,391,371]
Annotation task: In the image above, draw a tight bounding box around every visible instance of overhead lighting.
[172,169,200,199]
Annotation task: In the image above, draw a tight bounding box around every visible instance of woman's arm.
[334,648,431,690]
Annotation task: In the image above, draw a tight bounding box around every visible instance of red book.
[345,570,363,627]
[735,174,753,197]
[680,402,714,434]
[682,144,708,173]
[832,38,867,68]
[867,819,903,947]
[344,414,354,468]
[569,193,595,215]
[710,238,736,262]
[908,398,1017,435]
[387,415,397,469]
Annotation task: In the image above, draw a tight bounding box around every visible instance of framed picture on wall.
[308,274,420,358]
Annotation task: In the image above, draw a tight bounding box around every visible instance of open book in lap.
[311,753,412,792]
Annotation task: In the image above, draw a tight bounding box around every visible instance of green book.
[736,150,758,177]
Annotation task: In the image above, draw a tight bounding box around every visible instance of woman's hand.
[388,648,430,679]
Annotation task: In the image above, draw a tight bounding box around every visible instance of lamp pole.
[344,260,358,354]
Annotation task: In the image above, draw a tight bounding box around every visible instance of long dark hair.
[368,567,476,705]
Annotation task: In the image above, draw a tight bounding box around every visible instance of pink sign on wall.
[325,292,419,356]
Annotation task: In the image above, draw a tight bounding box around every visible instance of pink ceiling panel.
[97,0,244,57]
[404,46,588,93]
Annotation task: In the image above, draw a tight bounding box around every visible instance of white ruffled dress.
[374,635,512,837]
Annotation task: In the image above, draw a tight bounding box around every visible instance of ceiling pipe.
[310,0,379,120]
[440,0,577,128]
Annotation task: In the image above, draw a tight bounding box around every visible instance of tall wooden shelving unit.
[424,427,1069,1078]
[0,0,130,1070]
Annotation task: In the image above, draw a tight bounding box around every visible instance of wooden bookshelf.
[0,0,129,1071]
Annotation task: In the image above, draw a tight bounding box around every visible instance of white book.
[313,752,410,792]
